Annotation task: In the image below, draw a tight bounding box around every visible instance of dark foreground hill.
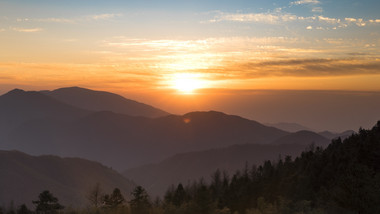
[123,143,309,197]
[41,87,169,118]
[0,150,135,207]
[161,121,380,214]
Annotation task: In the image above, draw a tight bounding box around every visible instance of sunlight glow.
[169,73,207,94]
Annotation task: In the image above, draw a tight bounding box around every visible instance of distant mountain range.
[0,87,297,170]
[318,130,354,140]
[123,143,309,197]
[265,122,312,132]
[271,130,330,147]
[0,150,135,207]
[0,87,355,199]
[41,87,168,118]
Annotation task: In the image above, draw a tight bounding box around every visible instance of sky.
[0,0,380,131]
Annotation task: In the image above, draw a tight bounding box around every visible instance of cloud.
[318,16,340,24]
[227,58,380,79]
[206,9,379,30]
[35,18,75,24]
[312,7,323,13]
[291,0,320,5]
[14,13,122,24]
[208,11,298,24]
[11,27,43,32]
[85,13,122,21]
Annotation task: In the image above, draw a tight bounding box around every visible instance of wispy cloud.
[318,16,340,24]
[222,58,380,79]
[11,27,43,32]
[15,13,122,24]
[86,13,122,21]
[312,7,323,13]
[290,0,320,5]
[206,10,379,30]
[207,11,297,24]
[345,18,366,26]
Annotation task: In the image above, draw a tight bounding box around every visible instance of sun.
[170,73,206,94]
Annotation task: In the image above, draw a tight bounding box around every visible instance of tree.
[172,183,186,207]
[130,186,151,214]
[17,204,31,214]
[102,188,125,209]
[33,190,64,214]
[87,183,104,208]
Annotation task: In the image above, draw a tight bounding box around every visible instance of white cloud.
[208,12,299,24]
[206,10,378,30]
[291,0,320,5]
[11,27,43,32]
[312,7,323,13]
[14,13,122,24]
[86,13,122,21]
[36,18,75,23]
[318,16,340,24]
[345,18,357,23]
[345,18,367,27]
[306,26,313,30]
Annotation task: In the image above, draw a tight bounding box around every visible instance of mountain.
[265,122,312,132]
[0,89,90,138]
[271,130,330,147]
[318,130,355,140]
[3,109,289,170]
[41,87,169,118]
[0,150,135,207]
[123,143,308,197]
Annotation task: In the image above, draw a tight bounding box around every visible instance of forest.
[1,121,379,214]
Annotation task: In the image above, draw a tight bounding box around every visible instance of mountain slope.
[42,87,169,118]
[0,89,90,137]
[4,109,289,170]
[271,130,330,147]
[318,130,355,140]
[265,122,312,132]
[123,143,308,197]
[0,150,135,207]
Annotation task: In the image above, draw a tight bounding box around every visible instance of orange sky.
[1,0,380,131]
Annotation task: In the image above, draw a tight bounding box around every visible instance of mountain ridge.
[41,86,169,118]
[0,150,135,207]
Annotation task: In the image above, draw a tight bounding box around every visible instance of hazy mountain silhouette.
[2,109,289,170]
[42,87,169,118]
[271,130,330,147]
[0,89,90,137]
[318,130,355,140]
[0,150,135,207]
[0,87,331,172]
[123,143,309,197]
[265,122,312,132]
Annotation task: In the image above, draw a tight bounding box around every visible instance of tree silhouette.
[86,183,104,208]
[32,190,64,214]
[130,186,151,214]
[16,204,31,214]
[102,188,125,209]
